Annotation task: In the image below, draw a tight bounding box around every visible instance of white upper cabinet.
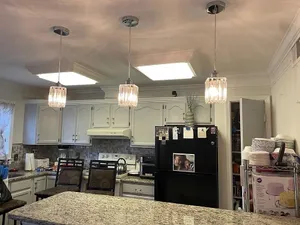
[164,103,185,124]
[37,106,61,144]
[194,101,212,124]
[111,105,130,128]
[92,105,110,128]
[131,103,164,146]
[61,106,77,144]
[76,105,92,144]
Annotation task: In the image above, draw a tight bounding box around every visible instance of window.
[0,101,14,159]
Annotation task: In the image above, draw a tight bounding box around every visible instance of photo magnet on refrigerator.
[183,127,194,139]
[172,127,179,140]
[197,127,207,138]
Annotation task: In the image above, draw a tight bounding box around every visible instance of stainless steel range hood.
[87,128,131,139]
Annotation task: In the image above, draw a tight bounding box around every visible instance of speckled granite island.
[8,192,300,225]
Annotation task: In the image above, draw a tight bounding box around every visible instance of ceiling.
[0,0,299,88]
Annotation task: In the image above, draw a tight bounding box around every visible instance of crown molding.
[268,9,300,84]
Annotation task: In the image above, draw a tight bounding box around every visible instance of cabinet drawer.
[122,183,154,196]
[10,179,32,192]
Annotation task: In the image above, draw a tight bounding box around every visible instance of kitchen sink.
[8,172,26,178]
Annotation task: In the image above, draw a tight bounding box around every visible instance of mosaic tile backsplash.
[11,139,155,169]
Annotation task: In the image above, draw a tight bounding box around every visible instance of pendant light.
[118,16,139,107]
[205,1,227,104]
[48,26,69,108]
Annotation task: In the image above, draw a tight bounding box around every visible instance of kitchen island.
[8,192,299,225]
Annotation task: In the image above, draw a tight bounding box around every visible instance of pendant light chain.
[58,29,63,86]
[127,25,132,82]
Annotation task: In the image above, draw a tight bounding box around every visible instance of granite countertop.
[122,175,154,185]
[9,191,300,225]
[8,171,154,185]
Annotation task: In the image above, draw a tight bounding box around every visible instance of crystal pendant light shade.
[205,76,227,104]
[118,83,139,107]
[48,85,67,108]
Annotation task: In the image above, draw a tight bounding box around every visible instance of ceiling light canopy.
[204,1,227,104]
[136,62,195,81]
[132,50,200,81]
[37,72,97,86]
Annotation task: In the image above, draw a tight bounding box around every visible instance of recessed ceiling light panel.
[136,62,196,81]
[37,72,98,86]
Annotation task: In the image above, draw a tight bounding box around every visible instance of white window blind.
[0,101,15,159]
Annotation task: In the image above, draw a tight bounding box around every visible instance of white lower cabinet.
[33,176,46,202]
[46,176,56,189]
[121,183,154,200]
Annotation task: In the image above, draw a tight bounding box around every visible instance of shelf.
[233,196,242,200]
[233,173,240,176]
[232,151,241,154]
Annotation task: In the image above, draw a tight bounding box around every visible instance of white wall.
[0,78,45,143]
[270,10,300,153]
[272,60,300,152]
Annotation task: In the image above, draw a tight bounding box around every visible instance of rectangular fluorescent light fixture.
[136,62,196,81]
[37,72,98,86]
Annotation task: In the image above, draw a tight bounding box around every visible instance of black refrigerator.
[154,125,219,208]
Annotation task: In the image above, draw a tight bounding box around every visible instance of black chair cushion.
[35,186,80,198]
[0,199,26,215]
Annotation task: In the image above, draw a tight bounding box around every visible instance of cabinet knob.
[107,122,109,124]
[107,118,109,120]
[112,122,115,125]
[112,118,115,120]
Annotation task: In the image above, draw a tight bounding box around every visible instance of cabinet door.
[61,106,77,144]
[111,105,130,128]
[132,103,164,146]
[164,103,185,124]
[33,176,46,202]
[76,105,92,144]
[11,189,32,205]
[240,98,265,151]
[194,101,212,124]
[37,106,60,144]
[47,176,56,189]
[92,105,110,128]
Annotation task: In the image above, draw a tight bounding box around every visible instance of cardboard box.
[252,173,297,217]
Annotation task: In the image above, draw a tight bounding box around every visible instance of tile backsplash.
[11,139,155,169]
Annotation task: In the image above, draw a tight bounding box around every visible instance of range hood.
[87,128,131,139]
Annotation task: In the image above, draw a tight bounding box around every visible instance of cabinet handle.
[107,118,109,120]
[112,118,115,120]
[183,113,185,120]
[107,122,109,124]
[112,122,115,125]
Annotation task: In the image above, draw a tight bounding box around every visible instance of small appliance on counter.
[140,156,155,179]
[116,158,127,175]
[35,158,49,169]
[25,153,35,171]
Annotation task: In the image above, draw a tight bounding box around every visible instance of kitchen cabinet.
[47,176,56,189]
[92,104,130,128]
[121,183,154,200]
[23,104,61,145]
[61,106,77,144]
[9,179,33,205]
[37,106,61,144]
[131,103,164,146]
[33,176,46,202]
[92,104,110,128]
[193,101,213,124]
[164,103,185,124]
[61,105,92,144]
[111,105,130,128]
